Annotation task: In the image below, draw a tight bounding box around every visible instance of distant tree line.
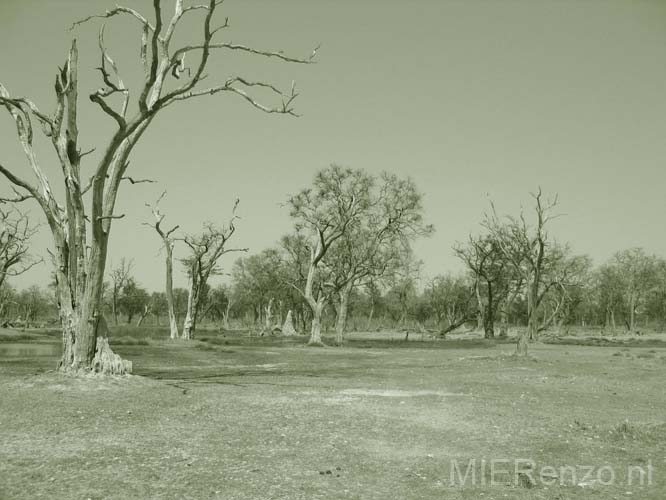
[3,169,666,357]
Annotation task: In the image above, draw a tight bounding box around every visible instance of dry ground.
[1,329,665,499]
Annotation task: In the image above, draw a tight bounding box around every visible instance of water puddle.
[0,342,61,358]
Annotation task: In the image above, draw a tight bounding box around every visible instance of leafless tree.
[109,258,133,326]
[484,188,560,356]
[181,200,247,339]
[0,0,316,373]
[536,250,592,334]
[453,234,508,339]
[423,274,476,336]
[610,248,659,331]
[145,191,179,339]
[0,208,41,290]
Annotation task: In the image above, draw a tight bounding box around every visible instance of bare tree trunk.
[303,242,327,346]
[264,297,274,333]
[498,296,510,339]
[136,305,150,327]
[58,247,128,374]
[335,282,353,345]
[483,282,494,338]
[516,281,537,356]
[366,304,374,331]
[308,299,325,346]
[222,299,233,330]
[629,292,636,331]
[183,274,196,340]
[475,279,484,331]
[499,310,508,338]
[165,244,179,339]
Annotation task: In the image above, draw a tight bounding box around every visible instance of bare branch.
[122,176,155,185]
[0,163,40,202]
[172,42,319,66]
[97,213,125,221]
[0,186,34,204]
[89,92,126,129]
[169,77,301,115]
[70,6,155,33]
[139,0,164,112]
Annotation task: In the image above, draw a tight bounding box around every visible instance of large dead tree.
[181,200,247,339]
[0,208,41,290]
[0,1,315,373]
[145,192,179,339]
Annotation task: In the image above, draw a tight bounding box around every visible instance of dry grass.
[0,333,665,499]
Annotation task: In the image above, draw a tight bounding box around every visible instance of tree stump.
[282,310,297,336]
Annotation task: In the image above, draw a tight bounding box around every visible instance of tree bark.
[165,242,179,339]
[515,280,537,357]
[334,282,353,345]
[263,297,274,333]
[303,240,327,346]
[308,299,325,346]
[182,273,197,340]
[136,305,150,327]
[222,299,233,330]
[499,310,508,338]
[629,292,636,331]
[475,279,485,331]
[483,281,494,338]
[366,304,374,331]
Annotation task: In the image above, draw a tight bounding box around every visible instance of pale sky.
[2,0,666,291]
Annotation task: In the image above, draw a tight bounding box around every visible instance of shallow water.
[0,342,61,358]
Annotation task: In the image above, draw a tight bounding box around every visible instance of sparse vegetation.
[0,0,664,499]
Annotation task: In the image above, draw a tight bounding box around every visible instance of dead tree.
[145,191,179,339]
[0,208,41,290]
[181,200,247,339]
[485,188,560,356]
[109,258,133,325]
[0,0,316,373]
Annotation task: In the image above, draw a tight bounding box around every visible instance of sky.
[1,0,666,291]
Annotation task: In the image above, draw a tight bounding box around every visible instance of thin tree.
[610,248,658,331]
[453,234,508,339]
[0,1,316,373]
[145,191,179,339]
[181,200,247,339]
